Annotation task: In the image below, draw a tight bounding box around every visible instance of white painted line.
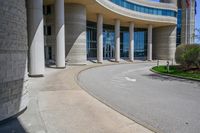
[125,77,136,82]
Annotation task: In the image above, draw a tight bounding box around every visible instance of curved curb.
[150,67,200,82]
[75,62,162,133]
[74,62,131,86]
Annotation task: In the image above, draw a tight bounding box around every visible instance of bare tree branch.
[195,28,200,42]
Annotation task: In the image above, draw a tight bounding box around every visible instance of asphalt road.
[78,63,200,133]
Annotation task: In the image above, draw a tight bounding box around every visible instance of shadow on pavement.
[87,59,97,63]
[143,73,195,83]
[0,118,27,133]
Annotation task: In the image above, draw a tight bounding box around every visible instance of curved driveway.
[78,63,200,133]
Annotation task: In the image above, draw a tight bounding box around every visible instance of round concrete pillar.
[0,0,28,121]
[115,19,120,62]
[65,4,87,65]
[55,0,66,68]
[147,25,153,61]
[27,0,45,76]
[153,26,176,60]
[129,22,134,61]
[97,14,103,63]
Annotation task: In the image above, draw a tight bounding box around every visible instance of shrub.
[175,45,185,66]
[175,44,200,69]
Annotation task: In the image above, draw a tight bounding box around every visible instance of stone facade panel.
[0,0,28,121]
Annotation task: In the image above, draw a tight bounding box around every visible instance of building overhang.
[44,0,177,28]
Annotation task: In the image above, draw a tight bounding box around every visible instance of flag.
[186,0,190,8]
[195,0,197,15]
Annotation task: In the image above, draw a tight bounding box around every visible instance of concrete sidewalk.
[0,61,154,133]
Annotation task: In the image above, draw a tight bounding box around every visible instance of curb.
[75,62,162,133]
[150,67,200,82]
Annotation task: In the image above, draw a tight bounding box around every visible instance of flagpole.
[188,0,191,44]
[185,0,188,44]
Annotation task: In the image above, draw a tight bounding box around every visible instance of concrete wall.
[65,4,87,65]
[153,26,177,60]
[181,0,195,44]
[0,0,28,121]
[160,0,177,5]
[97,0,177,25]
[128,0,177,9]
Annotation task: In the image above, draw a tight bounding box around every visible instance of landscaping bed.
[152,65,200,81]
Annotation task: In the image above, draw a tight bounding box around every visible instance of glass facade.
[176,9,182,46]
[103,24,115,58]
[87,21,147,59]
[87,21,97,58]
[134,29,147,58]
[110,0,177,17]
[120,27,147,58]
[120,27,129,57]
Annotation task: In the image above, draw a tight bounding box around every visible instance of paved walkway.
[78,63,200,133]
[0,60,153,133]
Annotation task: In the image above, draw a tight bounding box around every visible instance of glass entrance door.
[103,29,115,59]
[104,42,114,58]
[134,29,148,59]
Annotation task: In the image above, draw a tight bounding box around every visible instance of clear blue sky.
[195,0,200,43]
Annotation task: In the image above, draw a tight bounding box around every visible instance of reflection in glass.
[110,0,177,17]
[87,21,147,60]
[176,9,182,46]
[134,29,148,59]
[87,21,97,58]
[120,27,129,58]
[103,26,115,59]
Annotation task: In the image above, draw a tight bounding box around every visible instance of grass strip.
[151,65,200,81]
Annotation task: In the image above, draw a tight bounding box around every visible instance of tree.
[175,44,200,70]
[195,28,200,43]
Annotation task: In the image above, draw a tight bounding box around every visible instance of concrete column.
[115,19,120,62]
[55,0,65,68]
[129,22,134,61]
[147,25,152,61]
[65,4,87,65]
[0,0,28,121]
[97,14,103,63]
[152,26,176,60]
[27,0,45,76]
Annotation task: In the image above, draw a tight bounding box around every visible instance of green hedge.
[175,44,200,69]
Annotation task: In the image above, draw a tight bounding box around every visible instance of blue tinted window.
[149,8,153,14]
[153,9,157,14]
[87,21,148,59]
[110,0,176,17]
[144,7,148,13]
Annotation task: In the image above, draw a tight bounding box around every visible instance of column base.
[67,63,87,66]
[28,74,44,78]
[56,66,66,69]
[97,61,103,64]
[129,59,134,62]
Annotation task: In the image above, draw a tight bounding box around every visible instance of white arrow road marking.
[125,77,136,82]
